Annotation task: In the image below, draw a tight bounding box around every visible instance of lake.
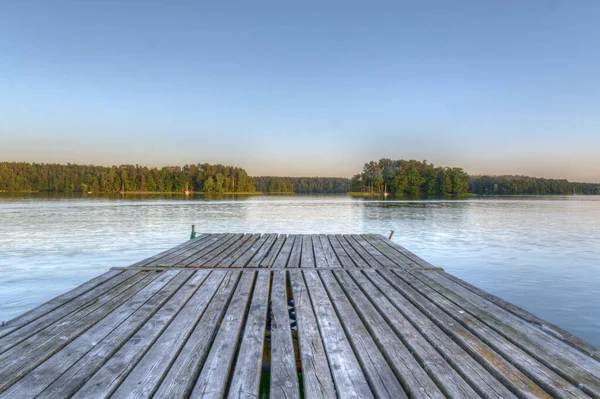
[0,193,598,347]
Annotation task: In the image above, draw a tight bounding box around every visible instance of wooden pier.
[1,233,599,398]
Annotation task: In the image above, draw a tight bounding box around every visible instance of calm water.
[0,194,599,347]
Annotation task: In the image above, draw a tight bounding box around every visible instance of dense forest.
[1,161,598,195]
[469,175,600,195]
[350,159,470,195]
[0,162,255,194]
[254,176,350,193]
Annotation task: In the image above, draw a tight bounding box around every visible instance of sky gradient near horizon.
[1,1,599,181]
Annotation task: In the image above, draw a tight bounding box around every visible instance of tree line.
[469,175,600,195]
[254,176,350,193]
[0,162,255,194]
[350,159,470,195]
[1,161,598,195]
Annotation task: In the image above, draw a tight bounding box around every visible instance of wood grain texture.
[269,270,300,398]
[228,270,271,399]
[289,270,336,399]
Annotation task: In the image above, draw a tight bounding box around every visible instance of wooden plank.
[300,235,316,268]
[287,234,303,268]
[343,235,382,267]
[228,271,271,398]
[150,271,242,398]
[148,234,227,267]
[207,233,254,267]
[269,270,300,398]
[144,234,213,266]
[374,234,600,361]
[318,270,407,399]
[326,235,356,268]
[442,271,600,362]
[358,269,524,399]
[381,269,589,399]
[272,234,295,268]
[260,234,286,267]
[231,233,272,267]
[0,270,138,353]
[334,234,370,267]
[302,270,373,398]
[0,271,158,393]
[288,270,336,399]
[0,270,123,339]
[167,233,232,266]
[217,233,261,267]
[336,270,480,398]
[2,270,186,398]
[128,235,210,267]
[318,234,341,267]
[367,234,430,268]
[311,235,328,268]
[351,235,402,268]
[38,270,210,399]
[191,271,256,398]
[186,233,244,266]
[72,270,224,399]
[246,234,278,267]
[364,235,600,397]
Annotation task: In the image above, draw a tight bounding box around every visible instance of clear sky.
[1,1,599,181]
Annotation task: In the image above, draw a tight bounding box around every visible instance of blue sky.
[1,1,599,181]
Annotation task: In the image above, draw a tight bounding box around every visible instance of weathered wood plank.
[381,269,588,399]
[191,271,256,398]
[272,234,295,268]
[327,235,356,268]
[289,270,337,399]
[318,270,407,399]
[150,271,242,398]
[128,235,210,267]
[72,270,221,399]
[318,234,341,267]
[0,271,157,393]
[151,233,227,267]
[374,234,600,361]
[186,233,244,266]
[260,234,286,267]
[0,270,138,353]
[337,270,481,398]
[207,233,254,267]
[334,234,370,268]
[302,270,373,398]
[246,233,278,267]
[231,234,272,267]
[39,270,210,399]
[228,271,271,398]
[358,269,525,399]
[442,271,600,362]
[269,270,300,398]
[343,234,381,267]
[352,235,403,268]
[0,270,123,339]
[2,270,186,398]
[287,234,302,268]
[300,235,316,268]
[144,234,212,266]
[216,233,261,267]
[364,235,600,397]
[311,235,328,268]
